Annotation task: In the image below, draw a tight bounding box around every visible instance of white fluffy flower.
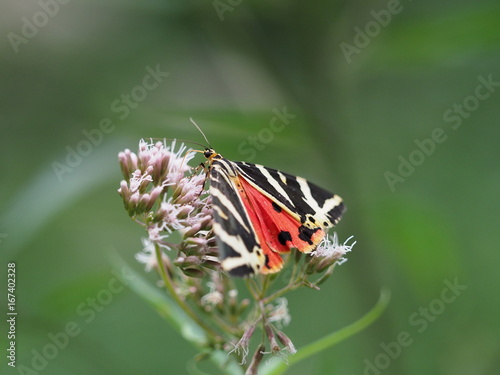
[267,298,291,328]
[312,232,356,265]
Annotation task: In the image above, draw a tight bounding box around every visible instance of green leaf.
[108,250,208,346]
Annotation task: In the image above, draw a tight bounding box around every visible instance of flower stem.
[154,243,221,340]
[245,344,265,375]
[245,278,261,301]
[261,278,303,305]
[258,275,272,299]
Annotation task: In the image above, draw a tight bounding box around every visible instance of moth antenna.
[161,138,207,149]
[190,118,211,148]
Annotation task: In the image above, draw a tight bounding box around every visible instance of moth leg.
[189,162,210,198]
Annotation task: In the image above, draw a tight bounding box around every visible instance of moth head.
[204,148,221,160]
[203,148,214,158]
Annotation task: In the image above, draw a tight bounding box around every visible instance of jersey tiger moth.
[200,148,346,277]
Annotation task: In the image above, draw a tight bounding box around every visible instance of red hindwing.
[237,176,326,273]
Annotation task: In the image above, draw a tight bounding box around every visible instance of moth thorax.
[204,148,223,162]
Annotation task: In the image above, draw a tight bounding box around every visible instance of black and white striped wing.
[209,159,265,276]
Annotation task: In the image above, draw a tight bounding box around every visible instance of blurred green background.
[1,0,499,374]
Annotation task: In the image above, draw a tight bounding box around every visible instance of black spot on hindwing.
[278,230,292,246]
[298,226,320,245]
[264,254,271,268]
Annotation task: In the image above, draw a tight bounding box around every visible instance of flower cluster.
[118,139,355,373]
[118,139,217,277]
